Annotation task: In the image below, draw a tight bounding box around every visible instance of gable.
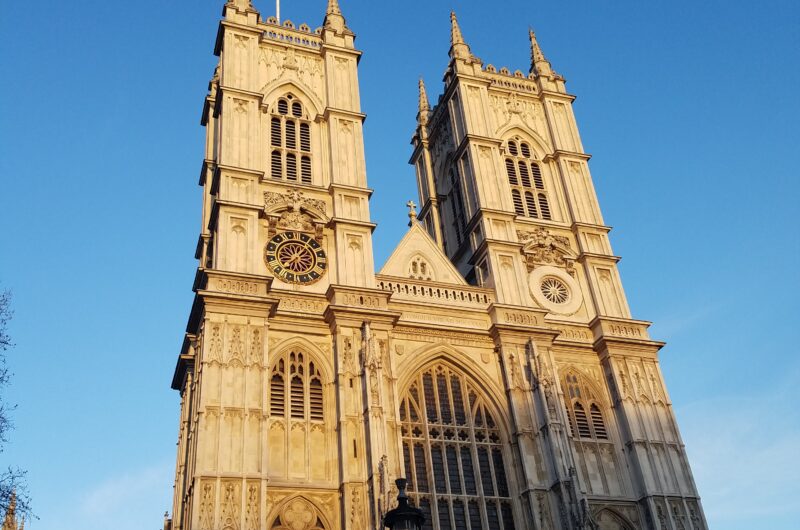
[378,223,467,285]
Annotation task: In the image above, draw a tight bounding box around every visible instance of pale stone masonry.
[167,2,707,529]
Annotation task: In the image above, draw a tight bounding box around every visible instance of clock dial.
[264,231,327,285]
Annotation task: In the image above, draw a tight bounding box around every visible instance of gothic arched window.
[562,371,609,441]
[269,351,324,422]
[400,364,516,530]
[270,95,313,185]
[505,139,551,220]
[448,169,467,248]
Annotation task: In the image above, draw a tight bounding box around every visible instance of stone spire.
[324,0,347,32]
[449,11,472,60]
[529,28,553,77]
[327,0,341,15]
[417,78,430,125]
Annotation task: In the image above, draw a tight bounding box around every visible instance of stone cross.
[406,200,418,225]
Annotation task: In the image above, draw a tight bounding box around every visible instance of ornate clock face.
[264,231,327,284]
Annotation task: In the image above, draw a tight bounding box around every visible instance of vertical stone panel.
[268,420,286,478]
[244,412,261,473]
[289,422,306,478]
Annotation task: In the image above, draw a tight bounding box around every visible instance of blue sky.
[0,1,798,529]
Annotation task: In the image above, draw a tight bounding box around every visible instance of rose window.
[540,277,569,304]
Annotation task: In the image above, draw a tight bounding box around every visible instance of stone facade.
[166,2,707,529]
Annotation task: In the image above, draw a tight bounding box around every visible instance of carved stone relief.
[517,227,575,275]
[248,329,262,366]
[228,327,245,364]
[198,480,216,530]
[350,485,364,530]
[489,93,548,137]
[536,491,554,530]
[208,325,223,363]
[220,480,241,530]
[259,47,323,97]
[244,482,259,530]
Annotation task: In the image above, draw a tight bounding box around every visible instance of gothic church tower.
[167,3,707,530]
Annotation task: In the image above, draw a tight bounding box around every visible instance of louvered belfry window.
[269,95,313,185]
[400,365,517,530]
[563,372,609,441]
[448,169,467,248]
[505,139,551,220]
[269,351,323,422]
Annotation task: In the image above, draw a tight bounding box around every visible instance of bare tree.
[0,290,30,520]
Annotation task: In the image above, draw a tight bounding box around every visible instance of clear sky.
[0,1,798,529]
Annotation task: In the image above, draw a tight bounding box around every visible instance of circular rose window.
[540,277,569,304]
[528,265,583,315]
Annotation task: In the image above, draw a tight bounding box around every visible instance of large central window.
[505,139,551,220]
[400,364,516,530]
[270,95,313,184]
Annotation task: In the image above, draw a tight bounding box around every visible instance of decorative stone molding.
[517,227,576,276]
[376,276,493,307]
[326,285,390,311]
[278,296,326,314]
[204,271,270,298]
[263,188,329,239]
[391,326,493,347]
[550,323,593,343]
[399,311,487,329]
[590,316,652,342]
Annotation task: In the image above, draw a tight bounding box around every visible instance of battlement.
[260,17,323,49]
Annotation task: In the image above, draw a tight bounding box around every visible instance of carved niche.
[517,227,576,276]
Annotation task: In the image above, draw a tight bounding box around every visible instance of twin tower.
[166,1,707,530]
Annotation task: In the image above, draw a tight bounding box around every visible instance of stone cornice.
[512,216,570,231]
[320,42,363,60]
[572,222,612,233]
[543,150,592,162]
[323,285,400,329]
[185,269,278,333]
[217,85,264,100]
[215,163,265,178]
[213,198,264,213]
[323,107,366,122]
[488,304,557,341]
[328,182,374,197]
[591,316,665,355]
[538,89,577,102]
[199,159,215,185]
[577,252,621,264]
[329,217,377,231]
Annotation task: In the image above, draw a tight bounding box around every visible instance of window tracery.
[448,168,467,248]
[270,95,313,184]
[269,351,324,422]
[505,139,551,220]
[562,371,610,441]
[400,364,516,530]
[409,256,434,281]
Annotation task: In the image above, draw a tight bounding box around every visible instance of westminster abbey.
[165,1,707,529]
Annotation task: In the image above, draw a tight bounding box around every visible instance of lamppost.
[383,478,425,530]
